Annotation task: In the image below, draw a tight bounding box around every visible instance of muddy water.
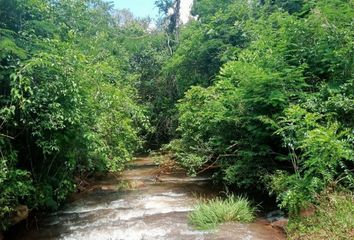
[12,157,285,240]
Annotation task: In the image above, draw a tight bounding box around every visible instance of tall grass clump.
[188,195,256,230]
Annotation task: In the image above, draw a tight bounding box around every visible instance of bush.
[0,0,150,230]
[188,195,256,230]
[172,61,300,189]
[171,0,353,216]
[269,106,354,214]
[0,145,33,231]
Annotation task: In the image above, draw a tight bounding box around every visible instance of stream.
[10,157,285,240]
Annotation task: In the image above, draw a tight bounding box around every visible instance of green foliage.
[126,28,174,147]
[150,0,258,143]
[170,0,354,214]
[166,0,254,95]
[0,143,33,231]
[172,59,305,188]
[1,0,353,233]
[0,0,151,229]
[269,106,353,213]
[188,195,256,230]
[191,0,234,22]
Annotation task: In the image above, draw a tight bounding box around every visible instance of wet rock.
[267,210,288,233]
[266,210,286,222]
[100,185,117,191]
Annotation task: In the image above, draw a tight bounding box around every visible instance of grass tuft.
[188,195,256,230]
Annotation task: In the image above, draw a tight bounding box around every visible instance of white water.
[12,157,285,240]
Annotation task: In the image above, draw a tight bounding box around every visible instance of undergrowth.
[287,191,354,240]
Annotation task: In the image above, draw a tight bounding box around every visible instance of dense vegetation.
[0,0,153,230]
[168,0,353,214]
[1,0,353,237]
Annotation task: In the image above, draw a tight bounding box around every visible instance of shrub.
[270,106,354,214]
[0,146,33,231]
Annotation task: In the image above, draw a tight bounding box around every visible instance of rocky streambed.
[9,157,285,240]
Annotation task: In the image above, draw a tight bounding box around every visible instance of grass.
[188,195,256,230]
[287,191,354,240]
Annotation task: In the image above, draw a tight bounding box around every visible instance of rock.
[10,205,29,225]
[100,185,117,191]
[0,231,4,240]
[266,210,286,222]
[271,219,288,232]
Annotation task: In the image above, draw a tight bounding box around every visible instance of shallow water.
[11,157,285,240]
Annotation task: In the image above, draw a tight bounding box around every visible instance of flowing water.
[11,157,285,240]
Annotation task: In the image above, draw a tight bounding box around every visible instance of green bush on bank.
[0,0,151,230]
[170,0,354,215]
